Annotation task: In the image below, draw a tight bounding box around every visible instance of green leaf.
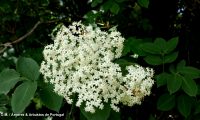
[141,43,161,54]
[179,66,200,79]
[123,37,146,56]
[154,38,167,52]
[80,103,111,120]
[0,69,20,94]
[169,64,176,73]
[163,52,178,64]
[16,57,40,81]
[137,0,149,8]
[156,72,170,87]
[176,60,186,71]
[101,0,113,12]
[130,38,147,56]
[84,11,101,23]
[115,59,135,67]
[177,94,193,118]
[165,37,179,53]
[80,111,88,120]
[144,55,163,65]
[39,84,63,112]
[11,81,37,113]
[110,2,120,14]
[167,74,182,94]
[182,76,198,96]
[40,0,49,6]
[108,109,121,120]
[0,94,9,106]
[157,93,175,111]
[91,0,103,7]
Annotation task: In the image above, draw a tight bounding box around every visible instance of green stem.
[66,95,76,120]
[162,54,165,72]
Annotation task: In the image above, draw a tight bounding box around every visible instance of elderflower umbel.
[40,21,154,113]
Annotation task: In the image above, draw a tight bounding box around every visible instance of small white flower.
[40,21,154,113]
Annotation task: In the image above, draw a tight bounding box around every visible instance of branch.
[11,21,41,44]
[0,21,41,54]
[0,19,71,55]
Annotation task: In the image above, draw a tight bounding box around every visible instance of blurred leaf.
[0,69,20,94]
[108,109,121,120]
[40,0,49,6]
[181,76,198,96]
[163,52,178,64]
[91,0,103,7]
[39,83,63,112]
[11,81,37,113]
[137,0,149,8]
[0,1,12,13]
[157,93,175,111]
[80,103,111,120]
[176,60,186,71]
[101,0,113,12]
[167,74,182,94]
[16,57,40,81]
[84,11,101,23]
[110,3,120,14]
[144,55,163,65]
[80,111,88,120]
[169,64,176,73]
[0,94,9,106]
[177,94,193,118]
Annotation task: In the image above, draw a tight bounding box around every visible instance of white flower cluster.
[40,21,154,113]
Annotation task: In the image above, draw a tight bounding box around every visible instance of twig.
[11,21,41,44]
[0,18,71,55]
[0,21,41,54]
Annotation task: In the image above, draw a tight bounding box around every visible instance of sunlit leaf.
[0,69,20,94]
[11,81,37,113]
[39,83,63,112]
[16,57,40,81]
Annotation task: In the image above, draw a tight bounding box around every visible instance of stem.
[66,95,76,120]
[162,54,165,72]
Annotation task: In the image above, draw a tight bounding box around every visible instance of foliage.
[0,0,200,120]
